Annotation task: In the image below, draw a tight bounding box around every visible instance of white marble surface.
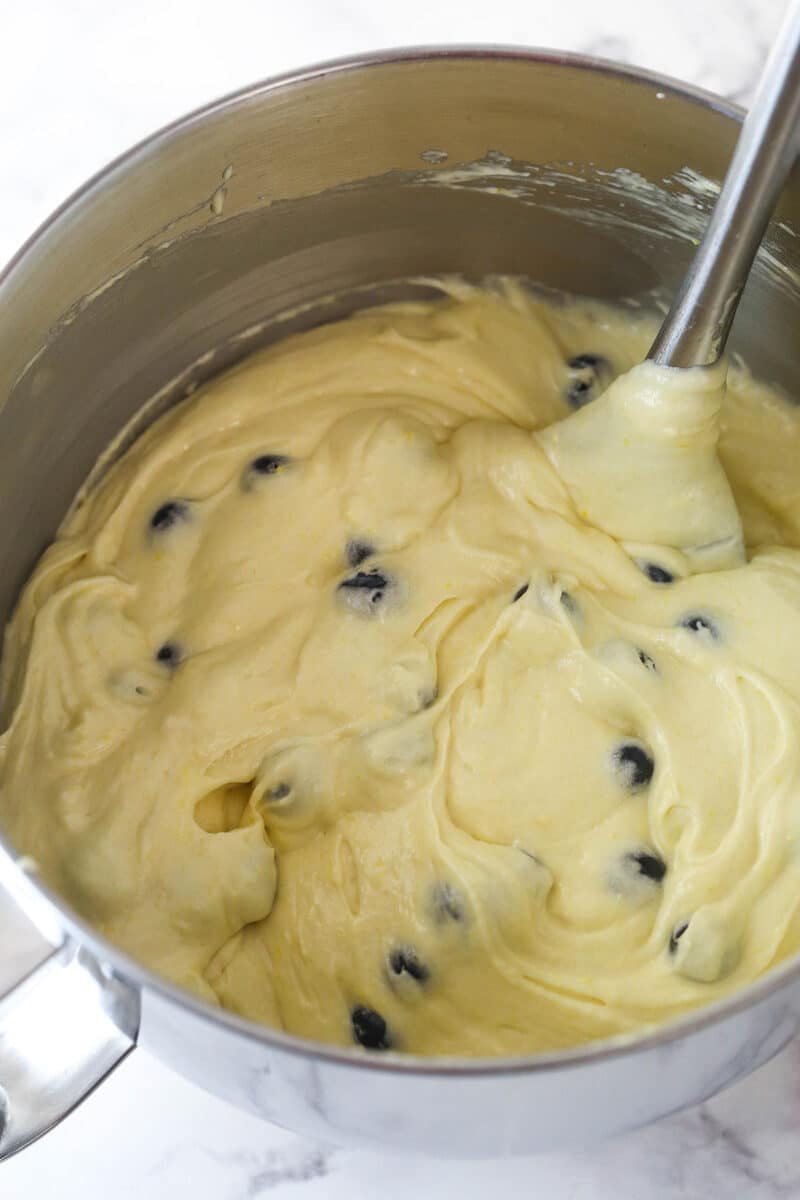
[5,1037,800,1198]
[1,0,797,1195]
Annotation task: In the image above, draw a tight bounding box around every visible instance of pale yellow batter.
[4,279,800,1056]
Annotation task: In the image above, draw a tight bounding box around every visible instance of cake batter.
[3,279,800,1056]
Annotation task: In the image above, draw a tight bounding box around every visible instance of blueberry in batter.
[351,1005,391,1050]
[149,500,190,534]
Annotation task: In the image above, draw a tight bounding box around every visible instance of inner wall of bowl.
[1,55,799,642]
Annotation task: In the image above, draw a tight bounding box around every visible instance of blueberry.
[565,353,612,408]
[610,848,667,900]
[679,613,721,641]
[641,562,675,584]
[267,782,291,802]
[251,454,290,475]
[388,947,429,984]
[341,569,387,591]
[431,881,466,924]
[351,1005,391,1050]
[150,500,190,534]
[568,352,608,370]
[242,454,291,490]
[346,540,375,568]
[637,649,657,671]
[612,742,655,790]
[155,641,182,669]
[625,849,666,883]
[567,378,594,405]
[669,919,689,954]
[666,911,736,981]
[338,570,392,615]
[512,583,529,603]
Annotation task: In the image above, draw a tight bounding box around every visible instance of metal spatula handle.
[648,0,800,369]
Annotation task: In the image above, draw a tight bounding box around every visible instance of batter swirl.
[3,280,800,1055]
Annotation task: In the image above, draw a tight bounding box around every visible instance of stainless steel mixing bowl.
[2,47,800,1162]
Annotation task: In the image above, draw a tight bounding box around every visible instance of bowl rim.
[4,44,787,1079]
[1,42,745,288]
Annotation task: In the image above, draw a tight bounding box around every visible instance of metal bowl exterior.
[138,968,800,1155]
[2,48,800,1157]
